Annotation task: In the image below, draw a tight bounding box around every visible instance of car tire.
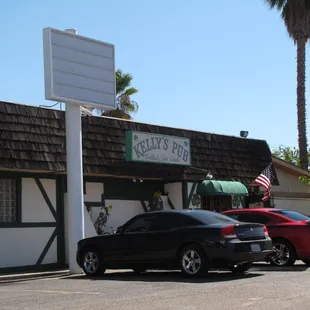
[81,247,106,276]
[179,244,209,278]
[302,259,310,266]
[270,239,296,267]
[229,262,252,275]
[132,268,146,274]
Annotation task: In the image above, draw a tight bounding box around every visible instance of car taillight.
[221,225,237,238]
[263,225,269,237]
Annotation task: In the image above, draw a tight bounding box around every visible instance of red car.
[222,208,310,267]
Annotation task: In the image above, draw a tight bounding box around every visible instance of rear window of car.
[269,210,310,222]
[189,211,239,225]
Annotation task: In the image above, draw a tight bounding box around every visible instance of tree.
[272,145,302,167]
[272,145,310,184]
[265,0,310,170]
[98,69,139,120]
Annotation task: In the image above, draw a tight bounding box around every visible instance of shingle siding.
[0,101,278,184]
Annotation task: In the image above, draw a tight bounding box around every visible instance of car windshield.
[270,210,310,222]
[189,211,239,225]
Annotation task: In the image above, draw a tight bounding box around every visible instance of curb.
[0,269,129,283]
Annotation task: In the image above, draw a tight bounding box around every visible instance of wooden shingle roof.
[0,101,277,184]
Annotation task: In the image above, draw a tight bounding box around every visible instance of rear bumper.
[297,249,310,260]
[205,238,273,265]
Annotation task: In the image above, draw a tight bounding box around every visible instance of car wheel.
[270,239,296,267]
[179,244,209,277]
[302,259,310,266]
[229,262,252,275]
[82,248,106,276]
[132,268,146,274]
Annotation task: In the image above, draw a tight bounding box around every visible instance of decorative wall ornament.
[191,193,201,208]
[94,205,113,235]
[232,195,243,209]
[148,191,164,211]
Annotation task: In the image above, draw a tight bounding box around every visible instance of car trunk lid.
[234,223,267,241]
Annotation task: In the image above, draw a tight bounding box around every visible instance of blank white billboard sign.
[43,27,116,109]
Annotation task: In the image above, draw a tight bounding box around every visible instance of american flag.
[253,163,272,201]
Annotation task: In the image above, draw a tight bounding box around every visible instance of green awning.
[196,180,248,196]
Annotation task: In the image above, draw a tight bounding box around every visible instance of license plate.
[250,244,261,252]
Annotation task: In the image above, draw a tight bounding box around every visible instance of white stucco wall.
[0,227,56,268]
[272,168,310,193]
[103,199,144,233]
[22,178,56,222]
[164,182,183,209]
[85,182,104,202]
[0,178,58,268]
[274,198,310,216]
[265,167,310,215]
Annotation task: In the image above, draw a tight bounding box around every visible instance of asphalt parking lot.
[1,264,310,310]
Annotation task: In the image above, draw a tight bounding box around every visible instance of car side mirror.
[116,226,124,234]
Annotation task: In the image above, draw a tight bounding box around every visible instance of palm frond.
[116,70,134,95]
[121,87,139,97]
[266,0,310,42]
[98,68,139,120]
[265,0,286,10]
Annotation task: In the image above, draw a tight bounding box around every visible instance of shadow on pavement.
[252,264,309,272]
[62,270,263,283]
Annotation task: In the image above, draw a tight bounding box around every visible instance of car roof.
[223,208,284,213]
[144,209,215,216]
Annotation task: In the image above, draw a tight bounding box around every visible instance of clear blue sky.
[1,0,308,150]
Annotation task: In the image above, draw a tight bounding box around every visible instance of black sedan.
[76,210,273,277]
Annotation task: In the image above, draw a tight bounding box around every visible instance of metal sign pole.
[42,26,116,274]
[65,28,85,274]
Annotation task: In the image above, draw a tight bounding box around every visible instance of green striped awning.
[196,180,248,196]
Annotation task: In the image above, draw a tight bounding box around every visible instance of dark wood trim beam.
[36,228,58,266]
[35,178,57,221]
[267,191,310,199]
[140,200,148,212]
[167,197,175,209]
[182,181,188,209]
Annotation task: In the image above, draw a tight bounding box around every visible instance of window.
[148,213,199,232]
[124,215,152,233]
[225,213,239,220]
[237,213,270,224]
[0,179,17,223]
[270,210,310,222]
[189,210,239,225]
[201,196,220,211]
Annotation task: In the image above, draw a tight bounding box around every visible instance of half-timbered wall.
[0,175,64,271]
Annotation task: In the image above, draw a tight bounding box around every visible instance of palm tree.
[265,0,310,170]
[99,69,139,120]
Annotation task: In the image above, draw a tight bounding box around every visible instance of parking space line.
[0,289,101,295]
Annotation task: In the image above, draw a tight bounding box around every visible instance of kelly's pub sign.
[125,131,191,166]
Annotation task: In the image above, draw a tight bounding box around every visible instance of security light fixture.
[240,131,249,138]
[206,172,213,180]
